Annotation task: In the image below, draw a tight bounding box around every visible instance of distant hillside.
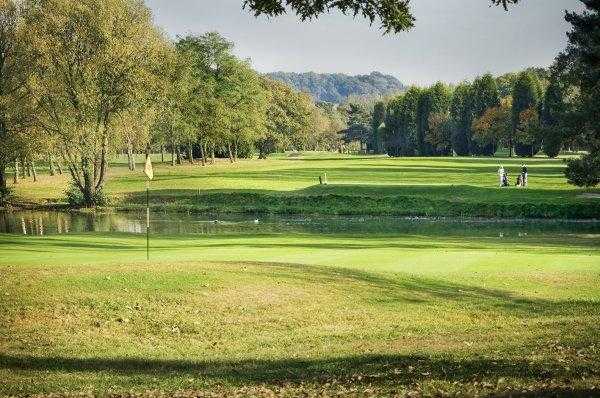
[266,71,406,103]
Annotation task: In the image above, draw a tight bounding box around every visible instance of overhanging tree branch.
[243,0,520,34]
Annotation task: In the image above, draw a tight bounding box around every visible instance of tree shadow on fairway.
[1,352,598,396]
[247,262,600,318]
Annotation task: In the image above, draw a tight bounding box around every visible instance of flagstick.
[144,153,153,261]
[146,180,150,261]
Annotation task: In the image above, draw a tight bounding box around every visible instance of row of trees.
[0,0,345,205]
[379,70,564,159]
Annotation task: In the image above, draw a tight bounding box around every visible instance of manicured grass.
[1,228,600,396]
[2,152,599,396]
[7,152,600,218]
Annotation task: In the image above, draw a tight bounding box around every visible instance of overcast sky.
[145,0,584,86]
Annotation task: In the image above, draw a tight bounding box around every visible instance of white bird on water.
[254,219,260,224]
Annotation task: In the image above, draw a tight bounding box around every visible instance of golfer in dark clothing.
[521,164,528,187]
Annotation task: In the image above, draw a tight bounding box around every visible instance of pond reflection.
[1,210,599,238]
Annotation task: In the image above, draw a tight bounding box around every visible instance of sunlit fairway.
[1,219,600,396]
[9,152,600,219]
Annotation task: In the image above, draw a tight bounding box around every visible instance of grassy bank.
[1,229,600,396]
[7,153,600,219]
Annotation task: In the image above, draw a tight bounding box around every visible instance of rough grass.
[6,152,600,219]
[1,229,600,397]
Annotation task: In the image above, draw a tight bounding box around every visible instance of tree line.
[373,68,559,159]
[0,0,346,205]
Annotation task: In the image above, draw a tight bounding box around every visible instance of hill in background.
[266,71,406,103]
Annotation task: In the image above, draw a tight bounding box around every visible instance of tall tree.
[384,87,421,157]
[417,82,451,156]
[560,0,600,186]
[472,96,512,152]
[177,33,234,164]
[312,102,345,151]
[511,71,543,157]
[257,78,314,158]
[225,59,267,161]
[0,0,31,194]
[371,101,386,154]
[449,83,473,156]
[470,74,501,155]
[151,48,196,166]
[341,102,372,150]
[539,76,567,158]
[22,0,167,206]
[178,32,266,163]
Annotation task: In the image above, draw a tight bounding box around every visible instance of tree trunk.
[233,141,238,162]
[227,143,234,163]
[56,159,63,174]
[161,146,165,163]
[0,162,6,191]
[49,155,56,176]
[13,159,18,184]
[199,140,206,166]
[30,160,37,182]
[176,146,182,165]
[25,158,31,177]
[210,145,215,165]
[171,143,176,166]
[126,143,135,171]
[95,134,109,192]
[187,142,194,164]
[81,158,95,207]
[19,157,26,179]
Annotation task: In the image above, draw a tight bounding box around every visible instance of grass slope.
[7,153,600,219]
[1,229,600,396]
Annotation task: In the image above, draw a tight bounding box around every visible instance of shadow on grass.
[247,262,600,318]
[2,241,598,319]
[123,184,589,205]
[2,230,599,255]
[1,352,598,396]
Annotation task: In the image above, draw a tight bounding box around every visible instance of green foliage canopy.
[21,0,168,205]
[244,0,518,33]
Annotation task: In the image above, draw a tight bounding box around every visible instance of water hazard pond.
[1,210,599,238]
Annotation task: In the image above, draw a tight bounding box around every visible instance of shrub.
[515,142,541,157]
[565,153,600,187]
[0,186,11,205]
[542,126,563,158]
[65,182,109,207]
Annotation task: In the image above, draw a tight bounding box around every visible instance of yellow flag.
[144,155,154,180]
